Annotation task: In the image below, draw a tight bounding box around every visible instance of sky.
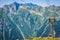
[0,0,60,7]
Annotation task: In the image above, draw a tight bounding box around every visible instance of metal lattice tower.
[49,17,55,37]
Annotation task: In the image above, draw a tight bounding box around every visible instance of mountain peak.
[13,1,20,5]
[26,3,38,6]
[13,2,20,10]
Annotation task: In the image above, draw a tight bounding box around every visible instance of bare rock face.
[0,2,60,40]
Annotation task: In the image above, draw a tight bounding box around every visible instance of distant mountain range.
[0,2,60,40]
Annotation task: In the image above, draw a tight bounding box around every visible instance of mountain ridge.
[0,2,60,40]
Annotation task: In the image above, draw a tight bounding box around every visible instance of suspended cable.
[20,0,26,3]
[38,17,49,30]
[46,0,50,5]
[7,13,25,40]
[41,23,49,37]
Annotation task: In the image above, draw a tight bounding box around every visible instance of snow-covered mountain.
[0,2,60,40]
